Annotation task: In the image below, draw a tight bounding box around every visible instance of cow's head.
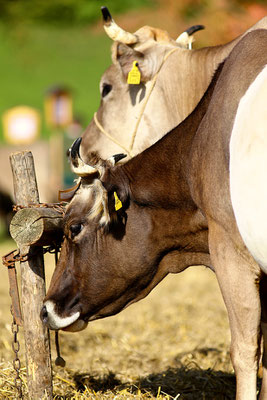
[80,7,204,162]
[41,137,209,332]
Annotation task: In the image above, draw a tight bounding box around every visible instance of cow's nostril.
[40,305,48,324]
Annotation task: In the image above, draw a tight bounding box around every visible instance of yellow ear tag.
[114,191,122,211]
[127,61,141,85]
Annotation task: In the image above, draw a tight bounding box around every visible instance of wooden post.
[10,207,63,247]
[10,151,53,399]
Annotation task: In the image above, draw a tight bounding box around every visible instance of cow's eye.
[70,223,83,238]
[102,83,112,98]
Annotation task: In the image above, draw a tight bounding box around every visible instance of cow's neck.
[122,63,221,209]
[187,17,267,94]
[155,21,265,128]
[129,43,240,153]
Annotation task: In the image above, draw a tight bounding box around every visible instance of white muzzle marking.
[44,300,80,330]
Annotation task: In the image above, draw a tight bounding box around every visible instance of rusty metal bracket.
[2,245,61,327]
[2,250,27,327]
[13,201,66,215]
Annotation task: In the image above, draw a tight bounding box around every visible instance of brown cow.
[80,7,267,161]
[42,30,267,399]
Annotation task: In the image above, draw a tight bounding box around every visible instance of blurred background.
[0,0,266,237]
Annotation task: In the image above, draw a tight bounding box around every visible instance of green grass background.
[0,0,154,143]
[0,23,113,141]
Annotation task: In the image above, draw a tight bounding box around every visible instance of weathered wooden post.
[10,208,63,247]
[9,151,53,399]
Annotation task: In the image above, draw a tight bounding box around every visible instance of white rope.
[94,112,133,157]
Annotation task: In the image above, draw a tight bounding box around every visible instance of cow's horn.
[69,137,98,177]
[108,153,127,166]
[58,181,80,202]
[185,25,205,36]
[101,6,138,44]
[176,24,205,49]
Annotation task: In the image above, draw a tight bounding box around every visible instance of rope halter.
[94,47,179,158]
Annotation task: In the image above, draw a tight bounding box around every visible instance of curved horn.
[101,6,138,44]
[185,24,205,36]
[108,153,127,166]
[58,181,80,202]
[69,137,98,177]
[176,24,205,49]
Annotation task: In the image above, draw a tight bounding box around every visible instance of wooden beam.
[10,151,53,400]
[10,207,63,247]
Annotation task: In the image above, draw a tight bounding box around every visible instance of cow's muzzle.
[40,301,88,332]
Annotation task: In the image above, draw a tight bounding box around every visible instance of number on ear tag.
[114,191,122,211]
[127,61,141,85]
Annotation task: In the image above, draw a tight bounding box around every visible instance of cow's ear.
[112,42,152,82]
[99,175,129,228]
[105,188,128,228]
[91,185,127,229]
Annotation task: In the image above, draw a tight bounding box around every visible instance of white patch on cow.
[74,184,94,203]
[70,174,112,225]
[82,180,111,227]
[89,180,106,220]
[44,300,80,330]
[230,64,267,272]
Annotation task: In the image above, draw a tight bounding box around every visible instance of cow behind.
[80,9,267,161]
[43,30,267,400]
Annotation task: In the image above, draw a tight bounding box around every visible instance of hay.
[0,361,238,399]
[0,362,27,399]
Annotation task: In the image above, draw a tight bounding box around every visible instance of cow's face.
[42,138,210,332]
[80,9,204,161]
[42,137,165,331]
[81,40,179,162]
[42,181,171,332]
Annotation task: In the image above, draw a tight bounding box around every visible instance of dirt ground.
[0,239,248,399]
